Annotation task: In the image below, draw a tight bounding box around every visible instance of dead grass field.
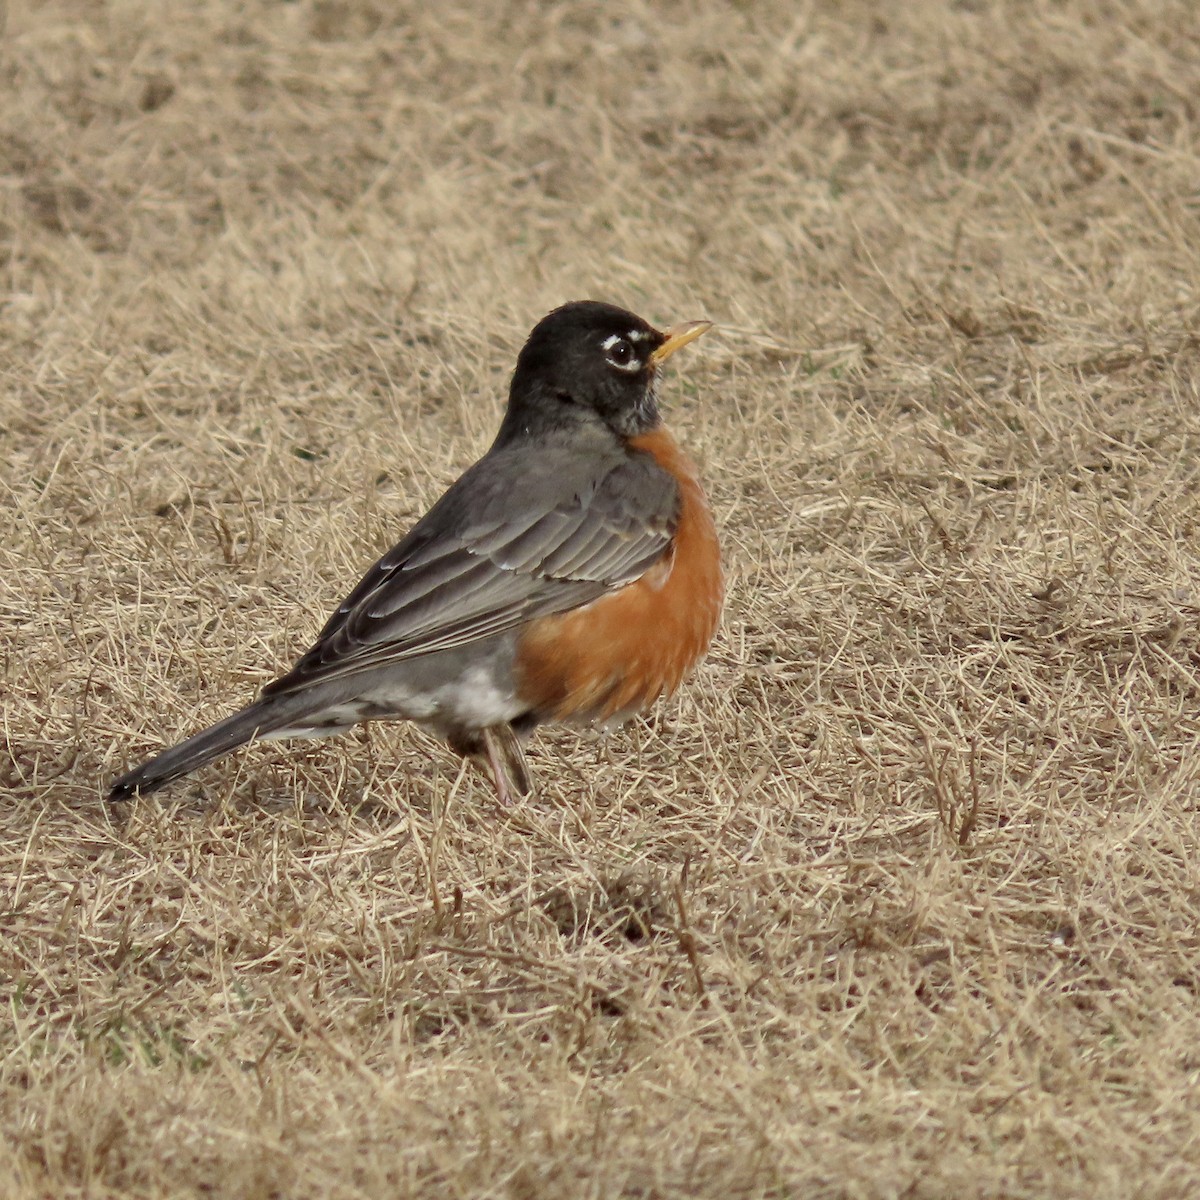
[4,0,1200,1195]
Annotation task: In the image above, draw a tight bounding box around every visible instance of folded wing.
[262,441,678,696]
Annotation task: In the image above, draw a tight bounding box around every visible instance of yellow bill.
[650,320,713,364]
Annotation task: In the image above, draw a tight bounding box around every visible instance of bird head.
[500,300,711,442]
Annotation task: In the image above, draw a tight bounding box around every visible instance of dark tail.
[108,697,310,801]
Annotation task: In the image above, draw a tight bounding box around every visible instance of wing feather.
[262,439,677,697]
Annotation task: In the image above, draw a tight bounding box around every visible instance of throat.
[622,379,661,436]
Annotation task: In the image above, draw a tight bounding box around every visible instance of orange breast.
[515,427,723,723]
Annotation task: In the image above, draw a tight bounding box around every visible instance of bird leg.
[498,726,533,798]
[481,726,514,806]
[449,725,533,806]
[479,725,534,806]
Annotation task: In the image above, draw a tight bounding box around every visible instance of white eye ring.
[602,333,641,372]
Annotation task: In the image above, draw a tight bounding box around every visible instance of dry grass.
[4,0,1200,1195]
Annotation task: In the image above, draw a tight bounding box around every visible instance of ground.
[3,1,1200,1197]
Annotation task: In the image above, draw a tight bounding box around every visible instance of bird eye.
[603,335,639,371]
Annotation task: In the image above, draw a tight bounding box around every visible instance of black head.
[495,300,711,445]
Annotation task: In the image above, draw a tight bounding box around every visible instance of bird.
[108,300,723,805]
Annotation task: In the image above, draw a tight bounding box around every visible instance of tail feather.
[108,697,314,801]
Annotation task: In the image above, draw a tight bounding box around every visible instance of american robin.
[109,300,722,804]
